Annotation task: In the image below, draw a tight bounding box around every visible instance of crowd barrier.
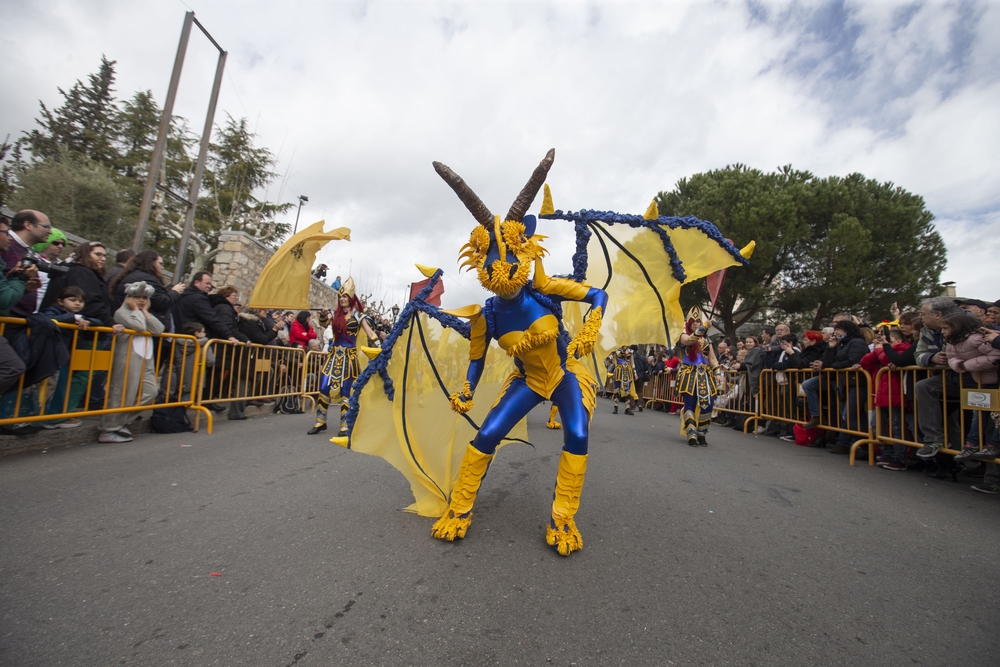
[870,366,999,464]
[0,316,213,431]
[753,368,877,465]
[192,339,313,430]
[5,318,999,469]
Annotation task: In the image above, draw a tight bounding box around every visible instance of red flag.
[706,269,726,310]
[409,277,445,307]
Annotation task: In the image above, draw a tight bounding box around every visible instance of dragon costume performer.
[676,306,720,447]
[330,148,753,558]
[611,346,638,415]
[308,278,379,436]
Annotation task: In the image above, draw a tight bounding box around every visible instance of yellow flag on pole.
[247,221,351,310]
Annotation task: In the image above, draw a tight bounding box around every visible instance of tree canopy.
[2,56,291,275]
[657,165,946,337]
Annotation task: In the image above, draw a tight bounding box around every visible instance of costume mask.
[435,150,554,296]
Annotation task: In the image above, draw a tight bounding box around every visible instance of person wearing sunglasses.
[30,227,68,310]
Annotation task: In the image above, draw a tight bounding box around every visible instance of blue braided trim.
[540,209,747,282]
[345,269,472,430]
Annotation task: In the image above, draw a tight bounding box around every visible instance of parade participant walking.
[612,346,638,415]
[676,307,721,447]
[307,277,379,436]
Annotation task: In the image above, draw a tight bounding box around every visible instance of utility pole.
[293,195,309,235]
[132,11,193,252]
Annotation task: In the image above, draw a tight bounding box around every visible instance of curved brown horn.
[506,148,555,222]
[433,161,493,226]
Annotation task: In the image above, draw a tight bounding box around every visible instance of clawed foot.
[545,518,583,556]
[546,420,562,430]
[431,509,473,541]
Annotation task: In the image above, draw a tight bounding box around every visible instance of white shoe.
[98,431,133,443]
[57,419,83,429]
[116,426,132,437]
[756,426,768,434]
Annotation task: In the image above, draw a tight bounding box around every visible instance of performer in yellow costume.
[432,150,606,556]
[611,345,638,415]
[675,306,720,447]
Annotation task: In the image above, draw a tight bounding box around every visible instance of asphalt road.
[1,400,998,667]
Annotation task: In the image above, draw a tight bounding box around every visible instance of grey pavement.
[1,400,998,666]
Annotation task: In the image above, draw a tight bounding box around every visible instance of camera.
[18,254,69,275]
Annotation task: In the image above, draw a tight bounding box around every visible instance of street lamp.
[391,304,400,322]
[292,195,309,235]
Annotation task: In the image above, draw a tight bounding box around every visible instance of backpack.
[150,406,194,433]
[793,423,819,446]
[274,387,303,415]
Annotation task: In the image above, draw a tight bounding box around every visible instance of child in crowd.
[40,285,103,428]
[98,282,164,444]
[859,327,911,470]
[161,321,215,402]
[937,313,1000,462]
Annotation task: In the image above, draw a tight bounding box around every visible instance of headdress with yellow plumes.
[435,149,554,296]
[338,276,356,299]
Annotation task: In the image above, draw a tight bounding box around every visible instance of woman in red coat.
[289,310,317,350]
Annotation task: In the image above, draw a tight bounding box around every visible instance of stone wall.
[210,230,339,311]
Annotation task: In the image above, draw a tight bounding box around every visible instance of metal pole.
[133,11,194,252]
[175,49,227,279]
[293,197,304,235]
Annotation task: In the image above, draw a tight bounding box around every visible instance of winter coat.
[5,312,70,387]
[111,269,181,331]
[41,303,103,350]
[0,256,28,317]
[290,320,317,350]
[860,342,911,408]
[914,326,946,367]
[237,311,279,346]
[742,346,766,396]
[946,333,1000,387]
[172,285,238,341]
[0,233,36,316]
[209,296,249,343]
[40,263,113,326]
[797,343,826,368]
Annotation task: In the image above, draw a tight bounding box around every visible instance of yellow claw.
[329,436,349,448]
[415,263,438,277]
[740,240,755,259]
[359,346,381,360]
[643,200,659,220]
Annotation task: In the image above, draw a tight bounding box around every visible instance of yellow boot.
[546,450,588,556]
[431,444,494,541]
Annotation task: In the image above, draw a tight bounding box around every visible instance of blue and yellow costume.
[676,306,720,447]
[431,150,607,556]
[611,346,638,415]
[309,278,375,436]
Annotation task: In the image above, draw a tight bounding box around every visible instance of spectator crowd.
[611,296,1000,496]
[0,207,374,444]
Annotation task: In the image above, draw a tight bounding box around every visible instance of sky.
[2,0,998,312]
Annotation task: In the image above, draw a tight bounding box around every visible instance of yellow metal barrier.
[872,366,1000,464]
[714,369,757,419]
[192,339,317,429]
[642,371,683,410]
[0,316,212,432]
[755,368,877,466]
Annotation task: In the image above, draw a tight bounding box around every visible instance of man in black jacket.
[171,272,240,344]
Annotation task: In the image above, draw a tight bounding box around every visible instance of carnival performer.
[676,306,721,447]
[307,278,380,436]
[432,149,607,557]
[612,345,638,415]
